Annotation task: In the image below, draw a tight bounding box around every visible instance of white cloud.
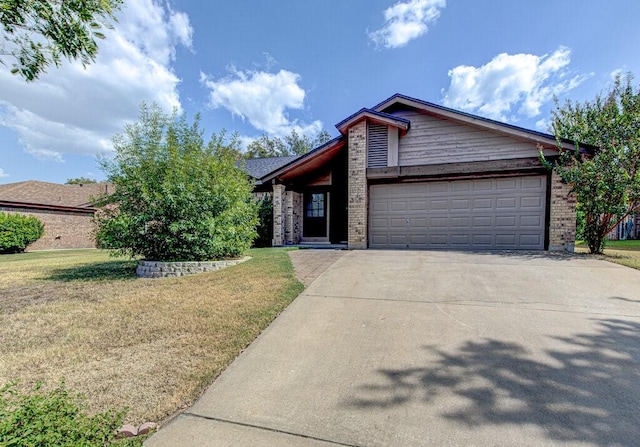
[442,47,589,122]
[610,67,627,81]
[0,0,193,161]
[369,0,446,49]
[201,68,322,138]
[535,117,551,132]
[261,53,278,71]
[0,167,8,178]
[237,135,257,150]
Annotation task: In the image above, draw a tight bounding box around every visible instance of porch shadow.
[344,318,640,446]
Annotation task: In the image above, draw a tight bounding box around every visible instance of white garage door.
[369,176,547,250]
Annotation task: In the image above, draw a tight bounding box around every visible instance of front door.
[303,191,329,242]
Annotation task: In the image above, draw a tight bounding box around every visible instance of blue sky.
[1,0,638,184]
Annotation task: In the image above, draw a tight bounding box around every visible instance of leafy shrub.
[547,74,640,253]
[0,213,44,254]
[575,203,586,240]
[0,382,141,447]
[94,103,257,261]
[253,196,273,247]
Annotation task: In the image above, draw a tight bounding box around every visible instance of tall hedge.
[94,103,258,261]
[0,213,45,253]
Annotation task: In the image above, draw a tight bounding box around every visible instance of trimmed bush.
[0,382,141,447]
[0,212,44,254]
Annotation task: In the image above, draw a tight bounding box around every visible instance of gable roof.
[372,93,585,151]
[258,136,346,184]
[251,93,592,183]
[335,108,410,135]
[0,181,112,209]
[240,156,301,180]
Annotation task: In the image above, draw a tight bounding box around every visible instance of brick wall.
[548,170,577,252]
[284,190,302,244]
[272,184,285,246]
[348,122,368,249]
[1,206,96,250]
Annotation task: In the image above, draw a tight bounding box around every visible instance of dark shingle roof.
[335,108,411,132]
[239,156,301,179]
[0,181,112,208]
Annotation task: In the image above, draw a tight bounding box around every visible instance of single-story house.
[607,214,639,241]
[0,181,112,250]
[251,93,581,252]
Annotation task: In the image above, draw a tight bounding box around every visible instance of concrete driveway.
[146,250,640,446]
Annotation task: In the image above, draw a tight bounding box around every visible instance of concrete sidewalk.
[146,250,640,446]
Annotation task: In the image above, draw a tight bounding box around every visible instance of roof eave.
[0,200,96,213]
[335,109,410,135]
[259,137,346,184]
[373,93,582,151]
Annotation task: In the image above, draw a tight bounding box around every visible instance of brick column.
[348,122,368,249]
[293,192,303,243]
[284,190,302,244]
[272,184,285,246]
[548,170,577,252]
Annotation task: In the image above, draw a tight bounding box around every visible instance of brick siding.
[272,184,285,246]
[548,170,577,252]
[284,190,302,244]
[1,206,96,250]
[348,122,368,249]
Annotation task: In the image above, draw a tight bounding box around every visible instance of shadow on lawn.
[46,260,138,281]
[345,318,640,446]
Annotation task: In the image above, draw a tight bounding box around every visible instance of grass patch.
[575,240,640,270]
[0,248,303,425]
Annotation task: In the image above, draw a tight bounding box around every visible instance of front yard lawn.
[0,248,303,425]
[576,240,640,270]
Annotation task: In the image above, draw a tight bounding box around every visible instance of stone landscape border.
[136,256,251,278]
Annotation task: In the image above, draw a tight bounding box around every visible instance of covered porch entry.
[267,139,348,246]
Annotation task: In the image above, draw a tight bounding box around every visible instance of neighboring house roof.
[0,181,112,210]
[240,156,301,180]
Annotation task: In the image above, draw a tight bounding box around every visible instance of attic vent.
[367,124,388,168]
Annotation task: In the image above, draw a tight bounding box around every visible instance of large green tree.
[546,74,640,254]
[245,129,332,158]
[0,0,122,81]
[94,103,258,261]
[66,177,97,184]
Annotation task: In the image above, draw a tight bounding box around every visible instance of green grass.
[575,240,640,270]
[601,239,640,249]
[0,248,303,426]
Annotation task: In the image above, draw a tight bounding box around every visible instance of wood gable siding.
[367,123,388,168]
[394,110,552,167]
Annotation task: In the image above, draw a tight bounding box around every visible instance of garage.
[369,175,547,250]
[265,93,577,252]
